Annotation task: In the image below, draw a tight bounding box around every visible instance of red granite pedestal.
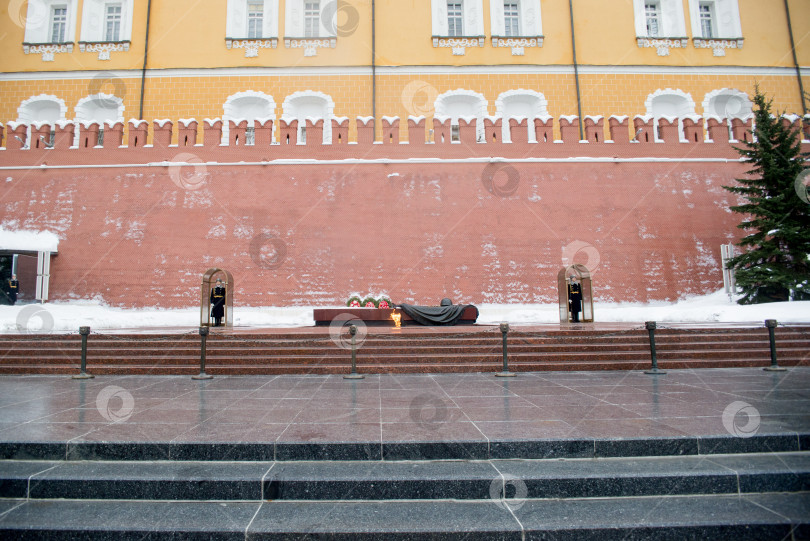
[312,307,479,326]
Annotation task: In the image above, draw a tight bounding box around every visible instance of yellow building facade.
[1,0,808,142]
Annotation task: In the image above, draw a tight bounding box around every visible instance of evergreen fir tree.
[723,87,810,304]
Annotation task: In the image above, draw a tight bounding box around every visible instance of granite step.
[1,325,807,375]
[0,452,808,502]
[0,493,807,540]
[2,433,807,463]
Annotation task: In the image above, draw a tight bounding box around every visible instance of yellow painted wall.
[0,0,807,139]
[2,0,808,71]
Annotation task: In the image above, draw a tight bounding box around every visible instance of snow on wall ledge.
[3,113,807,152]
[0,156,753,308]
[0,227,59,252]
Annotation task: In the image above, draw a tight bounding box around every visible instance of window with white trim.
[490,0,542,38]
[645,2,660,37]
[431,0,484,37]
[24,0,78,44]
[247,2,263,38]
[632,0,686,37]
[304,1,320,37]
[104,4,122,41]
[699,2,715,38]
[51,6,67,42]
[79,0,133,42]
[284,0,332,39]
[688,0,741,38]
[504,2,519,36]
[447,1,463,36]
[226,0,279,40]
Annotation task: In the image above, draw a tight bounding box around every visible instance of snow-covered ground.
[1,290,807,333]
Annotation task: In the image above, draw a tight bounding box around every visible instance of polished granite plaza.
[0,368,808,461]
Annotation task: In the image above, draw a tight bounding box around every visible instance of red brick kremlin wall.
[1,116,807,307]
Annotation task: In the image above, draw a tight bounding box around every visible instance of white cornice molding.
[0,65,808,81]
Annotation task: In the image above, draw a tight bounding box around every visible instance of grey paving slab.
[493,455,741,498]
[515,493,800,540]
[26,460,272,500]
[247,500,522,540]
[0,460,58,497]
[706,452,810,493]
[0,500,258,540]
[265,459,499,500]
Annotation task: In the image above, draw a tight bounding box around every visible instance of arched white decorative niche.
[495,90,548,143]
[222,91,277,144]
[16,94,68,148]
[703,88,752,119]
[702,88,751,141]
[74,93,124,147]
[434,89,488,142]
[281,91,335,144]
[17,94,68,124]
[75,93,125,123]
[645,88,696,141]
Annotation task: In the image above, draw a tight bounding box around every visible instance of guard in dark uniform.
[210,278,226,326]
[568,276,583,323]
[7,275,18,306]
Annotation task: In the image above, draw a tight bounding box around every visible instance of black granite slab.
[706,452,810,493]
[26,461,273,500]
[264,460,499,500]
[247,500,522,540]
[382,441,489,461]
[516,493,800,540]
[169,442,276,461]
[275,442,381,461]
[0,500,257,540]
[0,461,57,498]
[0,442,65,460]
[489,438,594,459]
[594,436,699,457]
[492,455,742,498]
[698,433,801,455]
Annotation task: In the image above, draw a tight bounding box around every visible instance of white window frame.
[632,0,686,37]
[503,1,519,36]
[285,0,333,38]
[491,0,541,37]
[644,2,661,37]
[24,0,78,44]
[79,0,133,42]
[226,0,279,40]
[431,0,484,37]
[247,2,264,38]
[104,3,122,42]
[304,1,320,37]
[447,1,463,37]
[51,5,68,42]
[688,0,741,38]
